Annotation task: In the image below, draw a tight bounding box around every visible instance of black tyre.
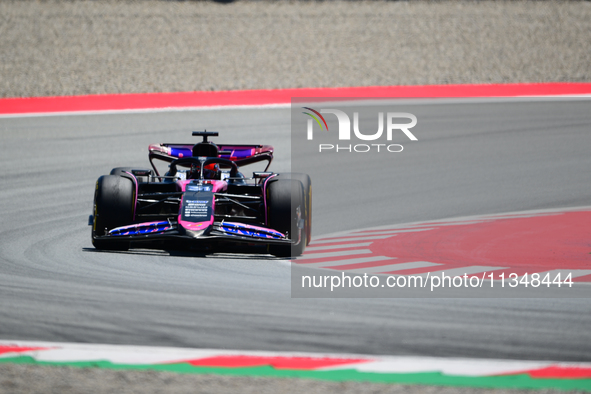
[110,167,152,183]
[92,175,134,251]
[275,173,312,246]
[267,179,306,257]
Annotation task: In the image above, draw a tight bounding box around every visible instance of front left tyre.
[91,175,134,251]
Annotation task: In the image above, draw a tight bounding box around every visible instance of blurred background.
[1,0,590,98]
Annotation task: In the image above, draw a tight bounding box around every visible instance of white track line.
[331,261,441,275]
[347,228,435,236]
[311,234,395,244]
[0,103,292,119]
[299,256,395,269]
[304,242,373,252]
[296,249,373,261]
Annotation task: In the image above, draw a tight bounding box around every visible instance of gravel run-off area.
[2,363,589,394]
[1,0,590,98]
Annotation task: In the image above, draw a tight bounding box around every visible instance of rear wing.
[148,143,274,175]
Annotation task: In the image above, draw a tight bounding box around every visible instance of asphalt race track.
[1,98,590,362]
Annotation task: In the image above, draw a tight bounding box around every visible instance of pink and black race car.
[90,131,311,257]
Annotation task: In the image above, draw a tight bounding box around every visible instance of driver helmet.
[189,163,220,179]
[203,163,220,179]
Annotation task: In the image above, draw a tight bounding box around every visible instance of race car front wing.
[91,219,294,246]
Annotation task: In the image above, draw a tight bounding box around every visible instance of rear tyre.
[92,175,134,251]
[267,179,306,257]
[276,173,312,245]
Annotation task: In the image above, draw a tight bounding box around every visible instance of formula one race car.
[90,131,311,257]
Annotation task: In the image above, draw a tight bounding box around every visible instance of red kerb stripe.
[2,83,590,115]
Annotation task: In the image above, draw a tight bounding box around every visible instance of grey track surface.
[2,0,591,98]
[1,98,591,366]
